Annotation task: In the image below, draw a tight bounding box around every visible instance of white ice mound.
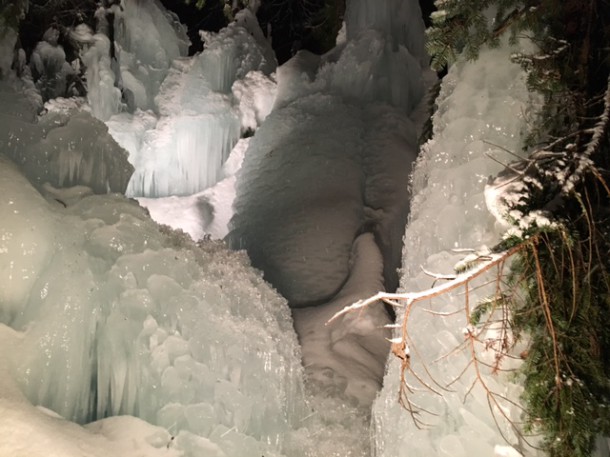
[0,82,133,194]
[228,94,367,305]
[373,40,543,457]
[0,155,309,457]
[228,0,424,308]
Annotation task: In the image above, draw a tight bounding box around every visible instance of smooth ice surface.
[0,153,321,457]
[373,39,544,457]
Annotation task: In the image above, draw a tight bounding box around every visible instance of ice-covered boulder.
[229,0,424,307]
[228,95,367,305]
[227,0,425,415]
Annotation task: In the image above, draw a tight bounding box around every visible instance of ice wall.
[373,40,545,457]
[0,153,313,457]
[81,0,189,120]
[273,0,427,114]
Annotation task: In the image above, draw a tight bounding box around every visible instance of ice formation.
[227,0,428,410]
[0,79,133,194]
[101,3,277,198]
[0,152,316,456]
[29,27,76,102]
[0,0,574,456]
[229,0,427,306]
[372,39,545,457]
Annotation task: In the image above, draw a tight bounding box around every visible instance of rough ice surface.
[105,7,276,198]
[372,40,545,457]
[81,0,189,121]
[0,153,319,457]
[29,27,75,102]
[272,0,427,113]
[113,0,190,112]
[0,87,133,195]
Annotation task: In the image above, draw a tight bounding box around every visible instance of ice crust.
[372,41,545,457]
[0,154,315,457]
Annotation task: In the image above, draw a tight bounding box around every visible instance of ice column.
[373,40,545,457]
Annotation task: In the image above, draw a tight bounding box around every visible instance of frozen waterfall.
[0,0,562,456]
[94,1,277,198]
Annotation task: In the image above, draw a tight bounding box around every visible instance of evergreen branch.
[562,74,610,195]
